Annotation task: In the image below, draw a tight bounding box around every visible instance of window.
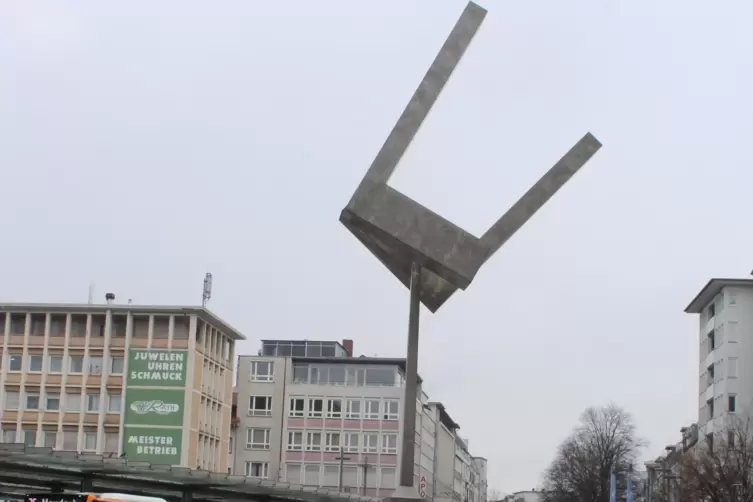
[323,465,339,487]
[48,355,63,373]
[306,432,322,451]
[104,432,119,453]
[363,433,378,453]
[708,331,716,351]
[88,356,103,375]
[729,395,737,412]
[325,432,341,452]
[250,361,274,382]
[304,464,320,485]
[246,428,271,450]
[4,391,19,411]
[289,397,305,417]
[110,357,124,375]
[2,428,15,443]
[364,400,380,420]
[83,431,97,451]
[45,393,60,411]
[343,433,359,453]
[364,368,395,386]
[65,393,81,412]
[63,431,77,450]
[342,466,358,487]
[8,354,22,372]
[43,431,57,448]
[245,462,269,479]
[728,430,735,448]
[288,431,303,451]
[346,399,361,419]
[286,463,302,484]
[23,430,36,446]
[248,396,272,416]
[381,434,398,454]
[707,399,714,420]
[380,467,397,489]
[26,392,40,410]
[86,393,100,413]
[308,398,324,418]
[383,400,399,420]
[69,355,84,373]
[327,398,342,418]
[29,355,43,372]
[292,364,309,383]
[108,394,122,413]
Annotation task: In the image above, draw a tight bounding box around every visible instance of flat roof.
[684,278,753,313]
[428,401,460,431]
[0,303,246,341]
[290,356,423,384]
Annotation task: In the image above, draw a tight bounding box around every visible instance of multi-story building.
[232,339,488,499]
[685,278,753,439]
[0,298,243,473]
[472,456,488,502]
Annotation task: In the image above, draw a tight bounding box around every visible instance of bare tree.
[488,488,503,501]
[677,416,753,502]
[542,404,646,502]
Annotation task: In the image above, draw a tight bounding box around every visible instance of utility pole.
[335,447,351,492]
[358,455,371,496]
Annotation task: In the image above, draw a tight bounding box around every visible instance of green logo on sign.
[124,388,186,427]
[130,400,180,415]
[123,426,182,465]
[127,349,188,387]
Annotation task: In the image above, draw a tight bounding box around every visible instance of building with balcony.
[0,299,244,473]
[685,278,753,438]
[232,339,488,499]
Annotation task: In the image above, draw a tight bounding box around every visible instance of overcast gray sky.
[2,0,753,493]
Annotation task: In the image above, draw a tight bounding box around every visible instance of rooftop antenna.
[202,273,213,307]
[88,283,95,304]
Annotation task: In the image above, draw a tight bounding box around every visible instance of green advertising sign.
[127,349,188,387]
[123,426,182,465]
[124,388,186,427]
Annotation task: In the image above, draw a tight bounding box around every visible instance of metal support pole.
[398,263,422,493]
[336,446,351,492]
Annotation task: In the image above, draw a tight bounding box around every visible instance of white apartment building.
[231,339,488,499]
[685,278,753,441]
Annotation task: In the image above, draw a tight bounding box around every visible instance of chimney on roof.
[105,293,115,305]
[342,339,354,356]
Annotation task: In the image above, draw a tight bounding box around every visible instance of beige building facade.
[0,301,243,473]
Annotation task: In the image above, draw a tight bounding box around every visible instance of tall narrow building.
[685,278,753,440]
[0,299,244,472]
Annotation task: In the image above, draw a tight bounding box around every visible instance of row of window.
[1,428,119,452]
[3,390,121,413]
[705,394,737,420]
[247,395,400,420]
[4,353,123,375]
[701,357,739,388]
[245,461,398,490]
[285,463,397,489]
[292,364,400,387]
[289,397,399,420]
[286,430,398,454]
